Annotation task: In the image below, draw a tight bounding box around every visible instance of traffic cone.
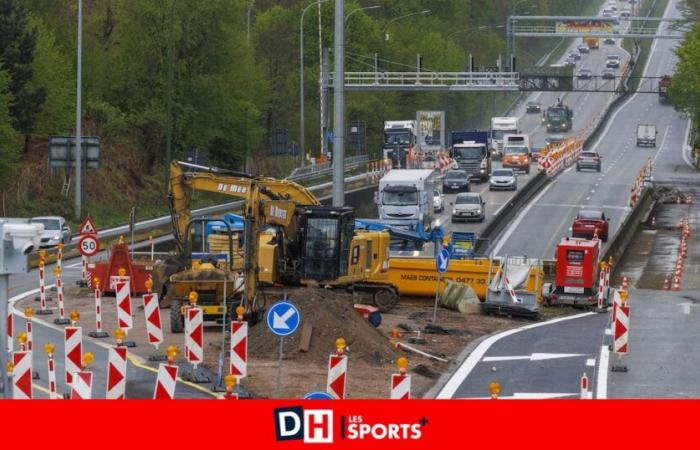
[663,277,670,290]
[672,276,681,292]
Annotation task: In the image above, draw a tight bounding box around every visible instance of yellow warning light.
[24,307,34,319]
[70,310,80,323]
[82,352,95,368]
[53,267,61,277]
[17,332,27,345]
[118,268,127,277]
[6,361,14,375]
[619,290,629,305]
[114,328,126,342]
[188,291,199,305]
[335,338,346,354]
[38,250,46,260]
[608,256,614,265]
[236,305,245,319]
[144,279,153,291]
[57,243,64,250]
[396,357,408,373]
[44,342,55,357]
[391,328,402,338]
[93,277,100,288]
[224,374,237,389]
[489,381,501,398]
[118,236,125,244]
[166,345,179,364]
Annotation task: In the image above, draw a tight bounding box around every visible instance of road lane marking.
[586,358,596,367]
[483,353,586,362]
[681,119,694,169]
[464,392,578,400]
[596,345,610,399]
[436,312,595,399]
[652,125,670,165]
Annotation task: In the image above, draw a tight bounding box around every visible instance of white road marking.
[652,125,670,165]
[605,328,612,335]
[463,392,579,400]
[436,312,595,399]
[533,203,630,211]
[681,119,694,169]
[483,352,586,362]
[586,358,596,367]
[596,345,610,399]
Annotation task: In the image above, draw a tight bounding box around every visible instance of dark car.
[572,210,609,241]
[526,101,541,113]
[577,43,590,54]
[442,170,470,192]
[568,50,582,61]
[603,37,616,45]
[576,151,602,172]
[564,57,577,68]
[578,69,593,80]
[602,68,616,80]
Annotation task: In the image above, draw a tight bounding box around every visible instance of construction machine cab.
[298,206,356,281]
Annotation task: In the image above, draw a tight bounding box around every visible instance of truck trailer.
[450,130,490,182]
[490,117,519,160]
[376,169,437,232]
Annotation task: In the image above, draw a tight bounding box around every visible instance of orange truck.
[584,36,599,49]
[502,134,532,174]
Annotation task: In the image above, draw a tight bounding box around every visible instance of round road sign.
[78,234,100,257]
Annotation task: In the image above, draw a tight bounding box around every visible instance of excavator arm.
[168,160,321,309]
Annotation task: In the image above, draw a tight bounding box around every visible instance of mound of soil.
[249,287,397,366]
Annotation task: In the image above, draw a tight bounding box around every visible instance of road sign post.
[266,300,301,399]
[432,248,451,324]
[77,215,98,287]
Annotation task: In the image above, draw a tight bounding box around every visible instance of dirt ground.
[20,284,542,399]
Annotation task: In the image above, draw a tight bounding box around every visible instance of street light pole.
[246,0,256,43]
[509,0,531,59]
[300,0,331,168]
[165,0,176,187]
[74,0,83,220]
[345,5,380,23]
[382,9,430,41]
[332,0,345,206]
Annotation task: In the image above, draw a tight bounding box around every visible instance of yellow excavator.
[158,161,397,332]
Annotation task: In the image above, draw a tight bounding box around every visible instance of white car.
[30,216,72,247]
[433,189,444,213]
[451,193,485,223]
[489,169,517,191]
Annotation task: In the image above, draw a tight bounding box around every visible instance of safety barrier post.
[23,308,33,351]
[596,261,608,312]
[489,381,501,400]
[154,346,179,400]
[11,333,32,399]
[390,357,411,400]
[580,373,590,399]
[230,305,248,382]
[35,252,53,316]
[142,280,164,353]
[89,278,109,338]
[611,291,630,373]
[44,342,58,399]
[70,352,95,399]
[326,338,348,399]
[185,291,203,368]
[53,267,70,325]
[115,269,136,347]
[56,243,64,271]
[106,329,128,400]
[64,311,82,385]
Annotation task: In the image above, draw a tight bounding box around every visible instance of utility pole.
[74,0,83,220]
[0,274,8,398]
[332,0,345,206]
[166,0,176,187]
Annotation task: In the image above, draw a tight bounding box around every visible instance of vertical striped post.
[23,308,33,351]
[154,346,180,400]
[390,357,411,400]
[597,261,608,311]
[44,342,58,399]
[89,278,109,338]
[39,260,47,312]
[81,255,88,284]
[56,243,64,271]
[326,338,348,399]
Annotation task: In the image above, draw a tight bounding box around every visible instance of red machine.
[86,242,152,295]
[549,237,601,306]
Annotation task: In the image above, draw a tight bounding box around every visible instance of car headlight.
[476,209,482,214]
[480,168,486,173]
[50,236,60,241]
[452,209,457,215]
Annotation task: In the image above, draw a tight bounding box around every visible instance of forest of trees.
[0,0,633,222]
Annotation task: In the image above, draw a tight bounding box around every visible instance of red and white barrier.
[56,273,66,321]
[56,244,64,271]
[230,321,248,379]
[326,354,348,399]
[70,372,93,399]
[106,347,128,400]
[153,364,178,400]
[185,307,203,367]
[64,327,82,385]
[613,303,630,355]
[597,265,606,310]
[115,280,133,331]
[25,320,32,352]
[390,373,411,400]
[142,292,163,349]
[6,312,11,353]
[94,285,104,334]
[81,255,88,284]
[38,263,48,313]
[12,351,32,399]
[504,277,521,304]
[47,355,58,400]
[580,373,590,400]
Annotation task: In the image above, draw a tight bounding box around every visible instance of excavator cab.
[298,206,356,281]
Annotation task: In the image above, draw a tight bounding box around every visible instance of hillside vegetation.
[1,0,601,228]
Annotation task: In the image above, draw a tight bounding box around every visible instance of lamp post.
[74,0,83,219]
[345,5,380,23]
[447,24,505,40]
[383,9,430,41]
[300,0,332,168]
[508,0,532,59]
[165,0,176,188]
[246,0,256,43]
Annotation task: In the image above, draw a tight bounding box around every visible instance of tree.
[0,0,46,147]
[0,66,19,189]
[669,23,700,123]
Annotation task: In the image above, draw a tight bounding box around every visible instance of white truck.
[490,117,519,160]
[383,121,418,169]
[636,124,657,147]
[376,169,437,232]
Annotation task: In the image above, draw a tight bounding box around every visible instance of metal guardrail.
[287,154,370,181]
[512,26,678,39]
[332,71,520,92]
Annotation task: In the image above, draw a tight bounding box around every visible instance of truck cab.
[376,169,436,232]
[383,121,417,169]
[490,117,518,160]
[450,130,490,182]
[544,102,573,133]
[502,134,531,174]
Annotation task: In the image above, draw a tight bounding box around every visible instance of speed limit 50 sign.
[78,234,100,257]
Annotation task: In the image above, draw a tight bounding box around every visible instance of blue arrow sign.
[437,248,450,274]
[266,301,301,337]
[304,391,334,400]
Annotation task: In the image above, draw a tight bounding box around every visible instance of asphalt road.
[439,0,693,399]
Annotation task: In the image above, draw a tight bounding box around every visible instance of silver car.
[489,168,517,191]
[451,193,485,223]
[433,189,444,213]
[30,216,71,247]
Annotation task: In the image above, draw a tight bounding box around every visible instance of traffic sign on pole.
[304,391,334,400]
[436,248,450,274]
[266,302,301,337]
[79,215,97,235]
[78,234,100,257]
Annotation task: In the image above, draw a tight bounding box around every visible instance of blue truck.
[450,131,491,182]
